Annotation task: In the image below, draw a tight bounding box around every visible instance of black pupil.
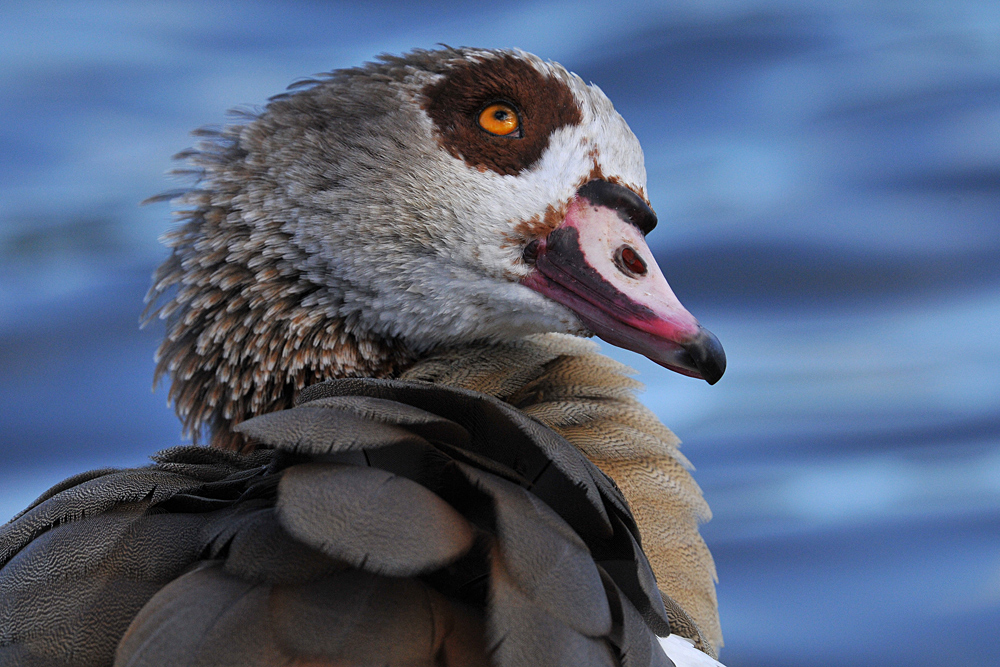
[494,110,508,121]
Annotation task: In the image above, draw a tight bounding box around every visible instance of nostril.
[614,244,647,277]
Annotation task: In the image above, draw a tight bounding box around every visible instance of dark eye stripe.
[422,54,582,176]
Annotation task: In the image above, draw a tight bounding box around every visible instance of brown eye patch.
[422,54,582,176]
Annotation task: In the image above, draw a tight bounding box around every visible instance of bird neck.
[146,201,419,451]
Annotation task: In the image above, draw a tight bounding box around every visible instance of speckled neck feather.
[145,140,418,450]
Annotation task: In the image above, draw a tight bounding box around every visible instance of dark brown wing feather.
[0,379,676,667]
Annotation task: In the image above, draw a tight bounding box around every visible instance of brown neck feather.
[146,190,417,451]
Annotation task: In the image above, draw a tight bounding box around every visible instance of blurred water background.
[1,1,998,665]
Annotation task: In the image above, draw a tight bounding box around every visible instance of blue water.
[2,3,998,665]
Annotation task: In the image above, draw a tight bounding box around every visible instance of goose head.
[148,47,725,447]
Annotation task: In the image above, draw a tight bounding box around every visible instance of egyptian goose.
[0,47,727,667]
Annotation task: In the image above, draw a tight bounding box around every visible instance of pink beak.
[522,180,726,384]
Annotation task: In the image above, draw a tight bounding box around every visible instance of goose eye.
[478,102,520,136]
[614,245,648,277]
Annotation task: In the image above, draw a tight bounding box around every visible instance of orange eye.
[478,102,520,136]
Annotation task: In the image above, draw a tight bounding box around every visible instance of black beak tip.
[688,326,726,385]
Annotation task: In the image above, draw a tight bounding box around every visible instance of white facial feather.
[224,49,649,352]
[328,51,648,350]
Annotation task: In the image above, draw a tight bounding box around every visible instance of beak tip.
[689,326,727,385]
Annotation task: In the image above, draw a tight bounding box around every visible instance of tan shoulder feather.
[402,333,722,655]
